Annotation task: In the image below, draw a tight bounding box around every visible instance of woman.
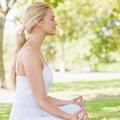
[9,2,88,120]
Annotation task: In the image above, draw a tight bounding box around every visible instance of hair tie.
[20,26,25,31]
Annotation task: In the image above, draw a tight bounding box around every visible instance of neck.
[25,31,46,51]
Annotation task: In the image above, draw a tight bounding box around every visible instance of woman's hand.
[65,107,89,120]
[72,96,86,107]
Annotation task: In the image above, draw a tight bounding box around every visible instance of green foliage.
[97,62,120,72]
[42,37,57,62]
[76,0,120,68]
[41,0,120,70]
[44,0,64,8]
[3,0,120,71]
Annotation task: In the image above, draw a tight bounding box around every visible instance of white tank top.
[9,47,57,120]
[9,47,82,120]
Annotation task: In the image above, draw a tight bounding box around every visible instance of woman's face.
[41,8,57,35]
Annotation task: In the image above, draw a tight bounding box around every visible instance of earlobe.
[36,21,42,27]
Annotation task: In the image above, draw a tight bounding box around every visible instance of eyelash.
[51,18,54,21]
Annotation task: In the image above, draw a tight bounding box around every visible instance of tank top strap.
[16,46,32,75]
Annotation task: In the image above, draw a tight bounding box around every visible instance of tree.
[80,0,120,70]
[0,0,17,88]
[53,0,120,71]
[53,0,83,72]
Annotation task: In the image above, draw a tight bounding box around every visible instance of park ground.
[0,71,120,120]
[0,71,120,102]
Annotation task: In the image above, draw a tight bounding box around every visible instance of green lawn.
[87,99,120,120]
[0,79,120,120]
[50,79,120,92]
[49,79,120,99]
[0,99,120,120]
[0,104,11,120]
[49,79,120,119]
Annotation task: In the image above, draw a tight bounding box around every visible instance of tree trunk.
[0,16,6,88]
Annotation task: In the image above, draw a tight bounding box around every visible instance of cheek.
[44,23,51,29]
[42,25,53,34]
[42,25,49,31]
[45,23,53,30]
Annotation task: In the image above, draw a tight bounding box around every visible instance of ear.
[36,21,43,27]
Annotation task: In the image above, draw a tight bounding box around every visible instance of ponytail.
[10,28,26,89]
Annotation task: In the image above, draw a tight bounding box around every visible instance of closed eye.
[51,15,55,21]
[51,18,54,21]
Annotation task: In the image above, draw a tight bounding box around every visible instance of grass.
[50,79,120,92]
[49,79,120,99]
[0,79,120,120]
[0,99,120,120]
[0,104,11,120]
[87,98,120,120]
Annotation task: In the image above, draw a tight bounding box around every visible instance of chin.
[48,32,56,36]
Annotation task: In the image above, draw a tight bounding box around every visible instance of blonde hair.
[11,2,50,89]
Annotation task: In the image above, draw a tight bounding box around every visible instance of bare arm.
[47,96,73,106]
[22,48,70,119]
[47,96,86,107]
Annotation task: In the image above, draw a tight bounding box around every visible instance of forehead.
[46,8,54,17]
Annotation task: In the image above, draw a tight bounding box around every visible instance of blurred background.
[0,0,120,120]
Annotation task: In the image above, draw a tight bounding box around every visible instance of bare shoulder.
[22,47,37,57]
[21,47,43,68]
[21,47,35,61]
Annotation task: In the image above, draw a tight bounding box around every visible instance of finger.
[72,109,83,120]
[77,108,88,120]
[77,96,83,101]
[74,96,83,102]
[78,108,88,119]
[79,99,87,107]
[79,96,83,99]
[84,113,89,120]
[80,100,86,106]
[81,111,86,120]
[81,112,89,120]
[75,97,84,105]
[75,108,84,116]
